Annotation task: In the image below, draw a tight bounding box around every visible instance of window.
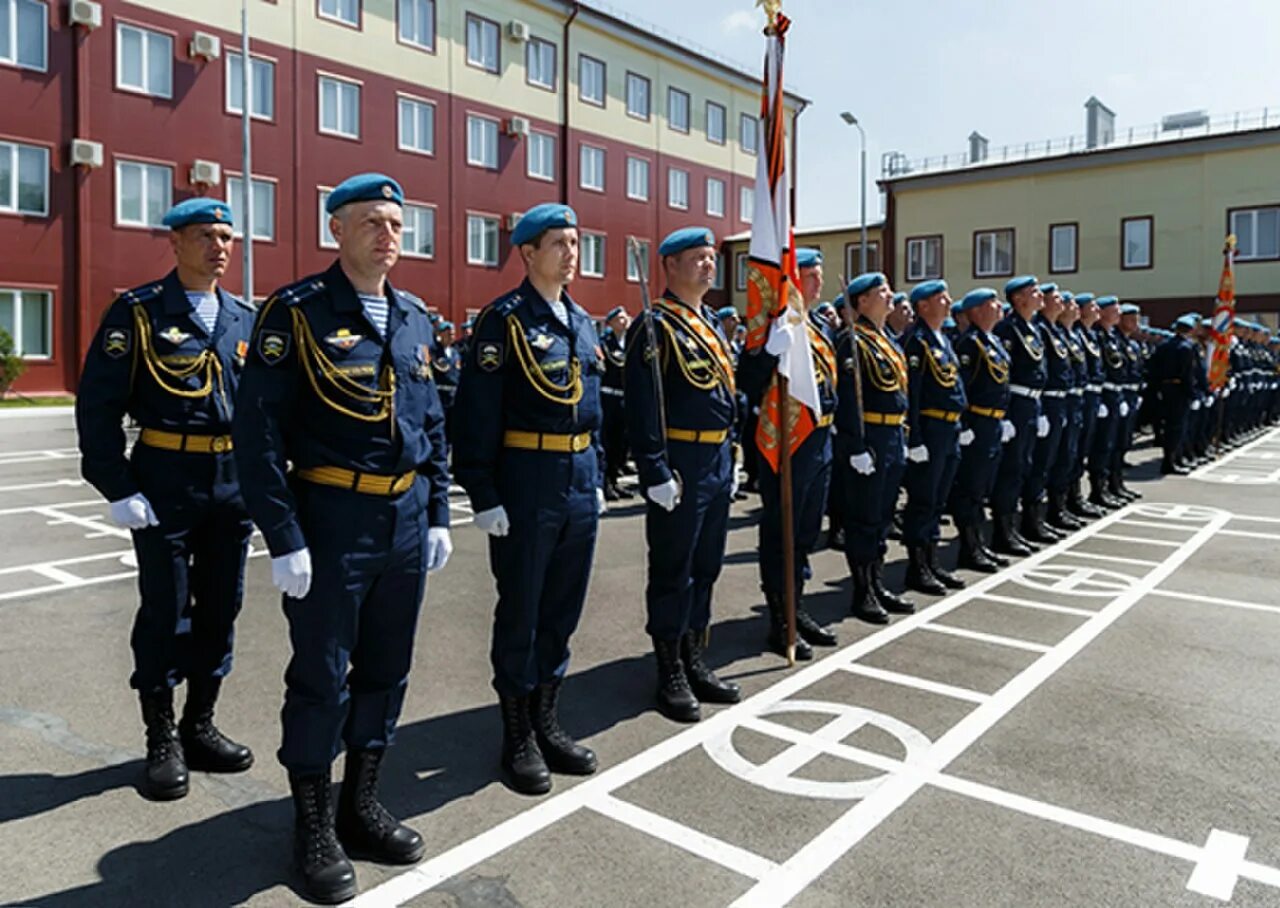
[318,0,359,27]
[1049,222,1078,273]
[906,235,943,281]
[1230,206,1280,262]
[318,75,360,138]
[578,54,605,107]
[740,113,758,155]
[402,203,435,258]
[579,144,604,191]
[844,242,881,278]
[712,253,724,290]
[318,188,337,248]
[668,87,690,133]
[466,213,499,266]
[0,288,51,358]
[668,167,689,210]
[527,131,555,181]
[626,156,649,201]
[581,233,605,277]
[735,252,748,291]
[116,23,172,98]
[705,177,725,218]
[466,115,498,168]
[226,52,274,120]
[625,72,650,120]
[226,175,275,241]
[739,185,754,223]
[706,102,726,145]
[626,238,650,282]
[1,0,47,71]
[465,14,498,73]
[397,0,434,50]
[526,37,555,90]
[1121,216,1153,269]
[397,95,435,155]
[973,228,1014,278]
[115,160,171,228]
[0,140,48,216]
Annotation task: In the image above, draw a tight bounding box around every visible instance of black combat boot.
[139,688,189,801]
[681,630,741,704]
[905,546,946,595]
[179,676,253,774]
[1020,502,1060,544]
[336,748,425,864]
[851,562,890,624]
[871,558,916,614]
[1089,474,1120,509]
[290,771,357,904]
[794,585,838,647]
[973,521,1009,566]
[926,542,966,589]
[652,636,702,722]
[766,592,814,661]
[1068,480,1103,519]
[498,693,551,795]
[1108,472,1137,502]
[1046,491,1082,531]
[957,525,999,573]
[530,680,598,774]
[992,514,1032,557]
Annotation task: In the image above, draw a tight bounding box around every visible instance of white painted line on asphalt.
[917,622,1053,654]
[0,498,101,517]
[588,794,778,881]
[977,592,1097,618]
[1056,550,1160,568]
[838,664,989,704]
[0,447,79,466]
[1090,532,1182,548]
[0,478,85,494]
[32,505,131,540]
[1191,427,1280,483]
[31,564,83,585]
[1113,517,1199,533]
[1216,528,1280,542]
[1228,512,1280,525]
[1151,589,1280,617]
[0,571,139,602]
[0,405,74,420]
[1186,829,1251,901]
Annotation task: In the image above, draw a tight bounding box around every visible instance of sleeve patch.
[478,341,503,372]
[257,330,291,364]
[102,327,131,359]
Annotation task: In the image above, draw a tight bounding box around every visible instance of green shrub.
[0,327,27,395]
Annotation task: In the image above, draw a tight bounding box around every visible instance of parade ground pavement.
[3,409,1280,908]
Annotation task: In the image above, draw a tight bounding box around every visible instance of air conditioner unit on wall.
[506,20,530,42]
[70,139,103,169]
[505,116,530,138]
[190,160,221,186]
[69,0,102,30]
[506,212,523,231]
[190,32,221,61]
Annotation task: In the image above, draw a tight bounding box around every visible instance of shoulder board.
[275,277,327,307]
[395,288,429,313]
[224,292,256,313]
[120,282,165,306]
[493,292,524,318]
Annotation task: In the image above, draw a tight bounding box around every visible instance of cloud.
[722,9,759,32]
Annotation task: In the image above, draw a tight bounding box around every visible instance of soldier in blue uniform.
[948,287,1013,572]
[234,175,452,903]
[1111,303,1144,501]
[1151,314,1201,474]
[886,291,912,343]
[77,198,256,804]
[1066,294,1106,520]
[1087,296,1127,509]
[600,306,633,500]
[991,276,1051,555]
[626,227,740,720]
[1046,292,1090,530]
[1021,283,1074,542]
[431,320,462,449]
[453,203,603,796]
[739,247,840,657]
[902,280,968,594]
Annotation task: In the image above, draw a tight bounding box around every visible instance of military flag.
[1208,235,1237,391]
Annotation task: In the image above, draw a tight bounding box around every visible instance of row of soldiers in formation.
[72,175,1279,904]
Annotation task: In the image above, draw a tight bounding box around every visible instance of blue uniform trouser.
[903,417,961,547]
[489,448,599,699]
[838,424,906,567]
[1089,392,1121,480]
[948,414,1003,529]
[1071,392,1100,485]
[758,428,831,596]
[1111,390,1139,475]
[279,480,430,774]
[1025,396,1068,505]
[1049,394,1085,495]
[992,395,1039,517]
[645,439,732,639]
[128,445,252,692]
[1161,391,1189,461]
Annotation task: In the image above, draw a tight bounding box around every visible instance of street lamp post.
[839,111,867,273]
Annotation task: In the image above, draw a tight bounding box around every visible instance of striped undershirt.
[185,291,220,335]
[358,292,389,338]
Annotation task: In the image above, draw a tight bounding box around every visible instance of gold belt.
[138,428,233,454]
[920,408,962,423]
[863,412,906,426]
[503,430,593,453]
[667,428,729,444]
[967,405,1006,419]
[296,466,417,496]
[816,413,834,428]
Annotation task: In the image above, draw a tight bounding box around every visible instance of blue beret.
[909,279,948,304]
[1119,303,1140,315]
[796,247,823,269]
[891,292,907,305]
[1002,302,1012,313]
[831,293,845,308]
[949,300,964,314]
[716,306,737,320]
[1096,295,1119,308]
[511,202,578,246]
[428,311,442,323]
[605,305,626,322]
[463,318,475,328]
[1074,293,1095,305]
[659,226,716,257]
[1174,313,1199,329]
[1039,282,1059,295]
[814,302,834,314]
[163,197,233,230]
[846,272,886,299]
[438,321,455,332]
[1004,275,1038,297]
[943,316,957,329]
[957,288,998,313]
[326,173,404,213]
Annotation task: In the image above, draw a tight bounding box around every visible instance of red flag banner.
[1208,235,1237,391]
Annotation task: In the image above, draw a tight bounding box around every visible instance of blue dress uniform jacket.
[232,260,450,773]
[903,323,967,547]
[1112,331,1144,476]
[452,279,603,699]
[1151,334,1196,463]
[77,270,256,693]
[600,330,629,486]
[431,341,462,446]
[836,318,909,566]
[991,314,1047,517]
[625,291,737,640]
[1072,322,1105,487]
[948,326,1010,529]
[1025,316,1075,506]
[1049,322,1089,496]
[1088,326,1127,482]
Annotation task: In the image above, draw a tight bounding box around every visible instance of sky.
[627,0,1280,229]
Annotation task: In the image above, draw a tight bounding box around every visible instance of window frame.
[667,87,690,134]
[844,241,881,279]
[224,172,277,243]
[712,253,725,291]
[465,113,500,170]
[0,139,50,217]
[578,54,605,108]
[579,143,605,193]
[115,21,174,99]
[972,227,1016,279]
[1048,221,1079,274]
[396,92,436,157]
[625,71,651,121]
[113,157,173,230]
[396,0,436,53]
[580,231,606,279]
[1120,215,1154,270]
[625,236,651,283]
[1,0,49,73]
[525,36,556,91]
[905,234,944,281]
[464,13,500,74]
[316,0,361,30]
[401,200,437,260]
[316,72,362,140]
[625,155,650,202]
[318,186,337,249]
[667,167,689,211]
[740,112,758,155]
[526,130,556,182]
[735,252,748,291]
[225,49,276,122]
[706,101,726,145]
[1228,205,1280,263]
[738,184,754,224]
[465,212,500,267]
[705,176,725,218]
[0,286,53,359]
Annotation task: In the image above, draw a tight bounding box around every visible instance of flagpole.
[241,0,254,303]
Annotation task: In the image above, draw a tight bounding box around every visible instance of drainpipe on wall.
[789,99,808,228]
[560,2,580,206]
[71,22,91,389]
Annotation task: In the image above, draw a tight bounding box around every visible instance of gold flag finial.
[757,0,781,28]
[1225,233,1238,254]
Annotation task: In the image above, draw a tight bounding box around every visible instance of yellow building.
[723,222,885,311]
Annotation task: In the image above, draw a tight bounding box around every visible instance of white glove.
[108,493,159,530]
[1190,399,1201,411]
[849,451,875,475]
[1137,395,1144,409]
[1000,420,1016,443]
[765,309,798,356]
[730,470,740,499]
[1036,415,1051,437]
[271,548,313,599]
[901,444,909,460]
[1097,403,1109,418]
[474,505,511,537]
[647,477,681,511]
[1119,401,1130,417]
[959,429,975,447]
[907,445,930,464]
[597,487,607,515]
[426,527,452,573]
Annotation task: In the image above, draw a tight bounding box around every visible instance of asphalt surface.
[3,409,1280,907]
